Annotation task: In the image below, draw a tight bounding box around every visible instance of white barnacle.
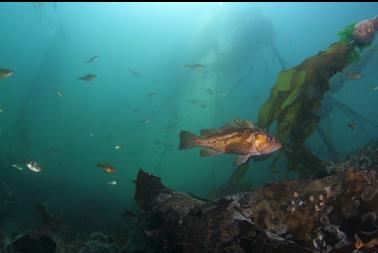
[157,193,172,202]
[233,211,251,222]
[324,186,332,198]
[320,214,330,225]
[243,209,251,217]
[323,205,333,215]
[266,231,285,241]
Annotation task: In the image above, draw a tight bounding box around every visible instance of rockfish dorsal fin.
[200,128,222,136]
[221,119,254,130]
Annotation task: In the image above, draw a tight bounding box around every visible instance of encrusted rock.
[134,168,378,252]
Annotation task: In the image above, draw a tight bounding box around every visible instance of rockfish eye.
[268,136,275,142]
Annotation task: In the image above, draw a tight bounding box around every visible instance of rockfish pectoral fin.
[179,130,200,150]
[200,148,222,157]
[234,154,252,166]
[225,142,252,154]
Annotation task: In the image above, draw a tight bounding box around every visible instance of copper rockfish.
[179,119,282,166]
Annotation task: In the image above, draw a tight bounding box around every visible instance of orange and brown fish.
[179,119,282,166]
[347,122,357,130]
[184,64,205,71]
[345,71,361,80]
[78,74,97,81]
[97,163,117,174]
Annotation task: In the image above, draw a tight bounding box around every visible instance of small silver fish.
[56,90,64,97]
[184,64,204,71]
[0,68,14,79]
[205,88,213,95]
[26,161,42,173]
[128,68,140,77]
[368,85,378,91]
[79,74,97,81]
[107,180,118,186]
[186,99,200,104]
[345,71,361,80]
[85,56,99,63]
[114,144,123,150]
[140,119,150,124]
[12,164,24,171]
[147,92,157,97]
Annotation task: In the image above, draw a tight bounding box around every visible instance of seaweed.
[337,22,372,53]
[225,18,378,180]
[347,47,360,64]
[336,21,376,66]
[337,22,356,44]
[225,19,377,185]
[255,22,375,177]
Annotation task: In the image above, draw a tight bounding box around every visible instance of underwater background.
[1,2,378,240]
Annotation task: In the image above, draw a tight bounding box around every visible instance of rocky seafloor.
[1,140,378,253]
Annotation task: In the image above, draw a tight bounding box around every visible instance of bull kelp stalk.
[257,16,378,177]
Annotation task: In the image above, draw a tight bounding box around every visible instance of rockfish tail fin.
[179,130,200,150]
